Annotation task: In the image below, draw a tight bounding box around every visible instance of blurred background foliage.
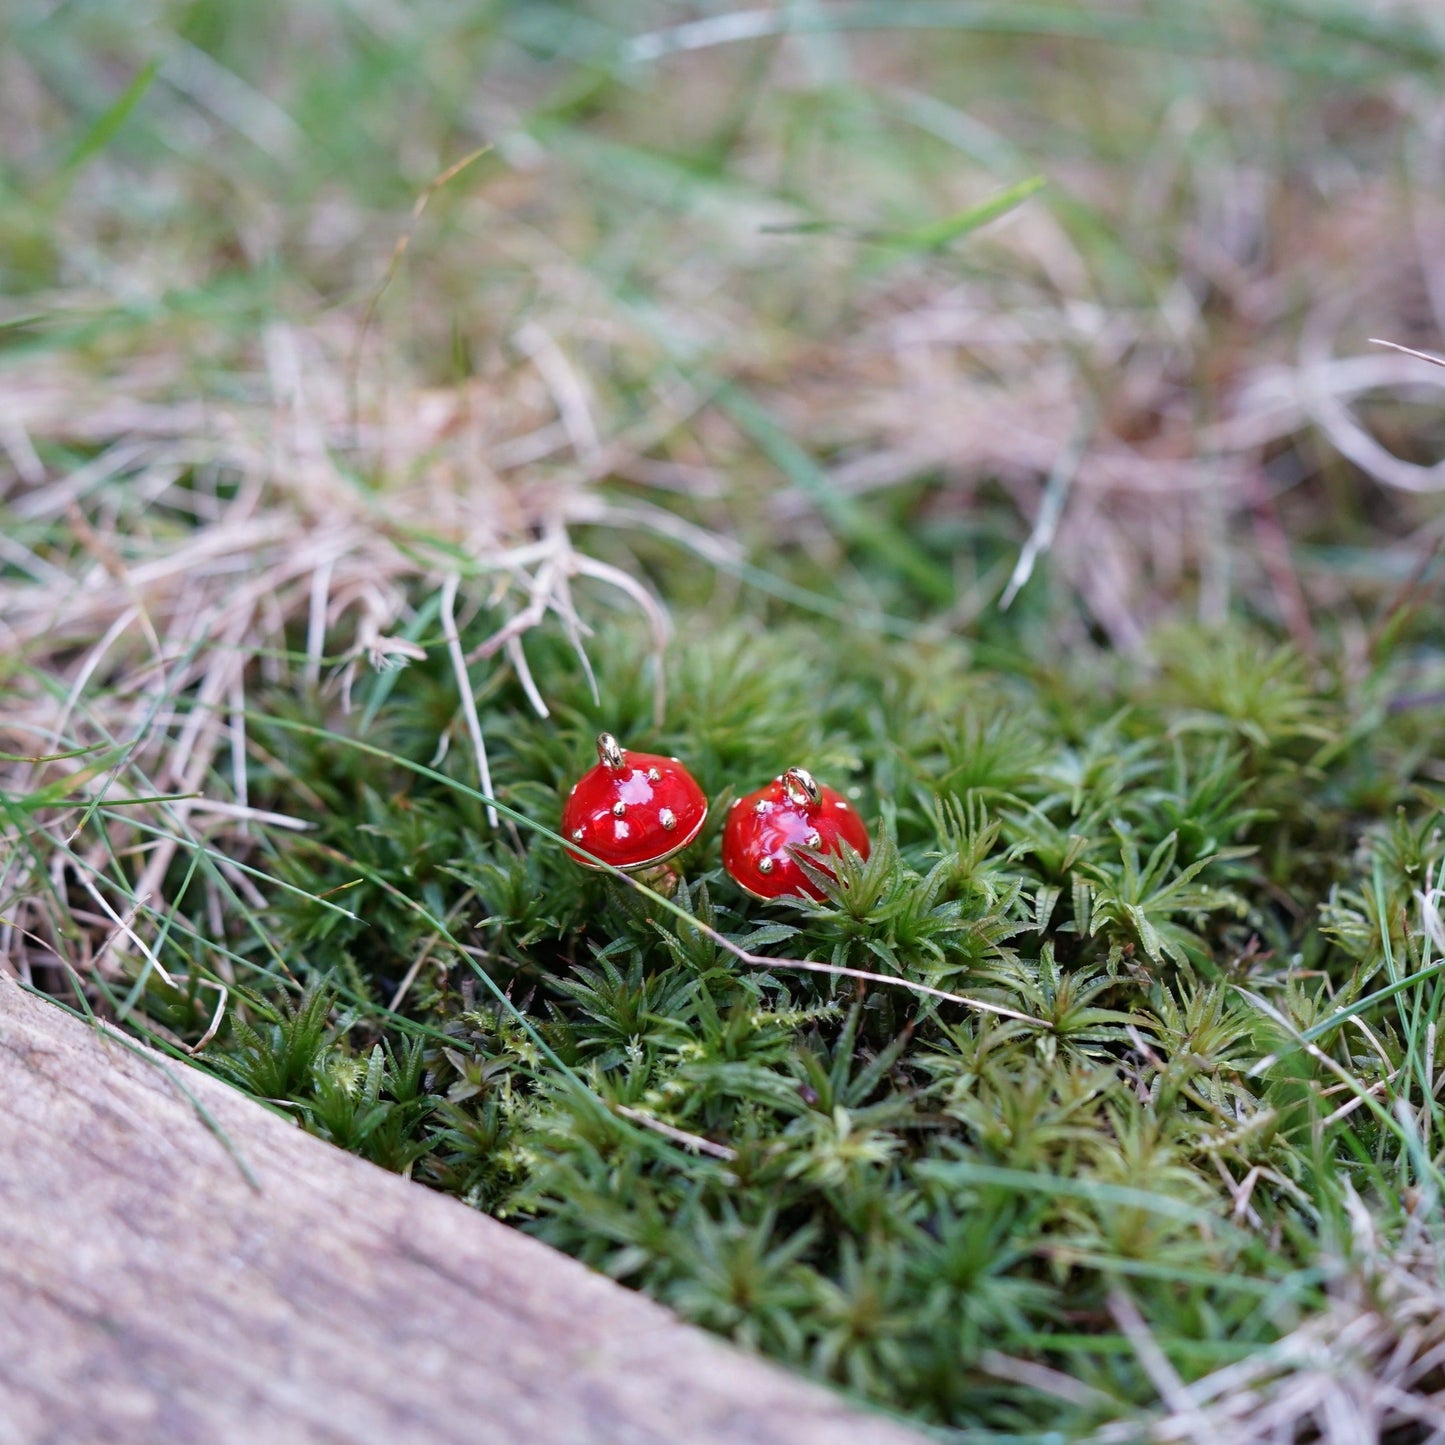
[7,0,1445,645]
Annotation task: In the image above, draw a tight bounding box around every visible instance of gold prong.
[783,767,821,807]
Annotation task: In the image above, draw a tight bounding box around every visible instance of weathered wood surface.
[0,978,924,1445]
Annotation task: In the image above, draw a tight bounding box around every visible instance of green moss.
[90,609,1445,1435]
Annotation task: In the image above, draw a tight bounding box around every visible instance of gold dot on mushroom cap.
[612,801,626,817]
[647,767,661,782]
[572,828,585,842]
[758,857,774,874]
[659,808,676,831]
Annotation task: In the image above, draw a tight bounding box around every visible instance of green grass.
[6,0,1445,1438]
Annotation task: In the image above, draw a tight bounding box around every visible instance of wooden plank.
[0,978,926,1445]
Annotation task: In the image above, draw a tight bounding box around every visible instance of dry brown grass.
[1093,1191,1445,1444]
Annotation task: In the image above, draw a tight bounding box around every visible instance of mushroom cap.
[561,742,708,872]
[722,770,870,900]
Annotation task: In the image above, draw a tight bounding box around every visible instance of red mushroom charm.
[722,766,870,900]
[561,732,708,872]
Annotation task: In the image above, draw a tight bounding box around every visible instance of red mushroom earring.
[561,732,708,875]
[722,766,870,900]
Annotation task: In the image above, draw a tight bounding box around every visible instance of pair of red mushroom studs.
[560,732,870,900]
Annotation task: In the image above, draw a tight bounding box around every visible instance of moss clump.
[95,611,1444,1435]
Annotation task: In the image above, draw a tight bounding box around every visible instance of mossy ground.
[22,605,1445,1437]
[6,3,1445,1439]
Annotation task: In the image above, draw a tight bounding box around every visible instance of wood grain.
[0,978,924,1445]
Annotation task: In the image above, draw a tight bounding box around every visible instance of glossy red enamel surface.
[722,774,870,900]
[562,745,707,871]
